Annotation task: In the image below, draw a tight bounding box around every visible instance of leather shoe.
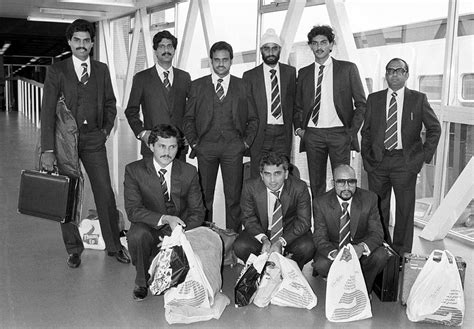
[133,286,148,301]
[107,247,130,264]
[67,253,81,268]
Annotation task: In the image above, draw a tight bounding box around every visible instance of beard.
[262,53,280,65]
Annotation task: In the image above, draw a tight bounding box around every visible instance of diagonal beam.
[279,0,305,64]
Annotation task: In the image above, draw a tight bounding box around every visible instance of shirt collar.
[388,86,405,96]
[336,195,352,210]
[315,56,332,69]
[155,63,173,77]
[72,55,90,69]
[266,184,284,196]
[263,62,280,73]
[212,72,230,86]
[152,158,173,175]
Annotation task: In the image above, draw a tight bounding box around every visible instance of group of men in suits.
[40,18,441,302]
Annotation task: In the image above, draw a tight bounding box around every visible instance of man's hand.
[269,240,283,255]
[140,130,152,150]
[40,152,56,172]
[353,244,364,259]
[296,129,305,138]
[261,237,271,254]
[162,215,186,231]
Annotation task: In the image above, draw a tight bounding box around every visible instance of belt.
[384,149,403,155]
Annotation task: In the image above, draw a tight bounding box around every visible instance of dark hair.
[386,58,409,73]
[259,152,289,172]
[66,19,95,41]
[152,30,178,50]
[307,25,335,44]
[210,41,233,59]
[148,124,182,146]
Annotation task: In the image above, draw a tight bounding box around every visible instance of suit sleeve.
[360,192,384,252]
[183,169,205,230]
[293,68,304,131]
[183,81,198,147]
[282,182,311,245]
[240,182,266,236]
[348,63,367,137]
[421,94,441,163]
[124,74,145,138]
[361,94,374,171]
[40,65,61,151]
[312,197,337,257]
[244,81,259,147]
[102,65,117,135]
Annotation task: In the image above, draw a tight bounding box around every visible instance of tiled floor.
[1,111,472,328]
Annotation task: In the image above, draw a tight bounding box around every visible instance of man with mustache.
[242,29,296,178]
[40,19,129,268]
[312,164,388,294]
[183,41,258,232]
[124,124,205,300]
[294,25,366,200]
[125,31,191,160]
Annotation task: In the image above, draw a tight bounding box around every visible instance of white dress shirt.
[263,62,284,125]
[72,55,90,81]
[212,73,230,97]
[386,86,405,150]
[153,159,173,226]
[155,64,174,86]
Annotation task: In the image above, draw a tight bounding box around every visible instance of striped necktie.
[80,63,89,85]
[270,191,283,243]
[310,65,324,126]
[339,202,351,249]
[384,92,398,150]
[158,169,170,201]
[216,78,224,101]
[270,69,282,119]
[163,71,171,92]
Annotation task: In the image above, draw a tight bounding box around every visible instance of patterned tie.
[80,63,89,84]
[158,169,170,201]
[216,78,224,101]
[339,202,351,249]
[163,71,171,92]
[310,65,325,126]
[384,92,398,150]
[270,69,282,119]
[270,191,283,244]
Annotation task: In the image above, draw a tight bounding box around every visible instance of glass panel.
[110,16,131,104]
[419,75,443,101]
[461,73,474,100]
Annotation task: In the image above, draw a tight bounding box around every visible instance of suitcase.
[399,252,467,305]
[373,243,400,302]
[18,169,79,223]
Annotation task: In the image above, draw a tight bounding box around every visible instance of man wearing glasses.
[312,164,388,294]
[361,58,441,256]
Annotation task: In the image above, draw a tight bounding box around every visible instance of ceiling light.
[40,7,107,18]
[27,15,76,23]
[59,0,136,8]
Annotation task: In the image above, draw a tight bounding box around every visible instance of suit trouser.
[303,127,350,199]
[367,150,417,255]
[313,246,388,293]
[233,230,315,269]
[127,222,170,287]
[197,139,245,232]
[60,129,122,255]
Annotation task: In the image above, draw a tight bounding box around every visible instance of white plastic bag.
[78,213,105,250]
[406,250,464,326]
[325,244,372,322]
[253,253,283,308]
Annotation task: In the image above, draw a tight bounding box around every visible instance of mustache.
[76,47,87,51]
[162,52,172,56]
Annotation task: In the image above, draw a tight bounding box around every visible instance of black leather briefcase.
[18,170,79,223]
[373,243,400,302]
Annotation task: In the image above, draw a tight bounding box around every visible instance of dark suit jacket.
[361,87,441,173]
[313,188,384,257]
[125,66,191,156]
[124,157,205,230]
[182,75,258,157]
[240,175,311,245]
[242,63,296,157]
[294,58,366,152]
[41,57,116,151]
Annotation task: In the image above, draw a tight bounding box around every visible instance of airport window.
[365,78,373,94]
[461,74,474,100]
[419,75,443,101]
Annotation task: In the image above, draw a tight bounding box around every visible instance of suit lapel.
[256,65,268,122]
[150,68,172,112]
[280,180,291,218]
[256,180,269,230]
[170,161,182,212]
[401,88,412,138]
[376,90,388,134]
[328,192,342,234]
[306,63,316,100]
[144,157,166,211]
[332,58,342,109]
[350,191,361,238]
[65,59,78,111]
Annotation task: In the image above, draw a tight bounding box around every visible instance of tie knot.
[159,168,167,176]
[270,69,276,76]
[271,190,280,199]
[81,63,87,70]
[392,92,397,97]
[318,65,325,72]
[217,78,223,83]
[342,202,349,211]
[164,71,169,78]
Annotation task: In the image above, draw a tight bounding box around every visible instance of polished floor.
[1,111,472,328]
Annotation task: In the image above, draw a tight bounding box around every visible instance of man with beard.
[124,124,205,300]
[312,164,388,294]
[294,25,366,200]
[125,31,191,160]
[243,29,296,178]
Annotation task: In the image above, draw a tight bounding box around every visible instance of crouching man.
[124,124,205,300]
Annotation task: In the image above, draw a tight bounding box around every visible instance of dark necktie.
[80,63,89,85]
[158,169,170,201]
[310,65,325,126]
[163,71,171,92]
[270,191,283,244]
[384,92,398,150]
[339,202,351,249]
[270,69,282,119]
[216,78,224,101]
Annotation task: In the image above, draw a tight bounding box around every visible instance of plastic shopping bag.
[406,250,464,326]
[325,244,372,322]
[148,226,189,295]
[253,253,283,308]
[235,253,269,307]
[78,209,105,250]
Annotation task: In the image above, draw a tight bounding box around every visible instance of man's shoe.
[133,286,148,301]
[107,248,130,264]
[67,253,81,268]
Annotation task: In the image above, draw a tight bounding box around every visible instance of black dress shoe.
[107,248,130,264]
[67,253,81,268]
[133,286,148,301]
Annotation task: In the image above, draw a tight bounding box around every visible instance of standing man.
[40,19,129,268]
[183,41,258,232]
[294,25,366,199]
[312,164,388,294]
[125,31,191,160]
[361,58,441,255]
[124,124,205,300]
[233,152,314,269]
[243,28,296,178]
